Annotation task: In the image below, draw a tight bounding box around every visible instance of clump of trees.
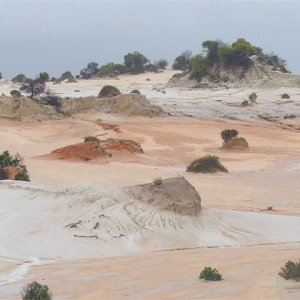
[186,155,228,173]
[21,282,52,300]
[172,38,289,80]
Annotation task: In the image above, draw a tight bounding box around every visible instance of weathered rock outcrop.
[222,137,249,150]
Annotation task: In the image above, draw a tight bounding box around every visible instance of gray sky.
[1,0,300,78]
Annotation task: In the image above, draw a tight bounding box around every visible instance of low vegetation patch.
[221,129,238,142]
[22,281,52,300]
[279,260,300,281]
[98,85,121,98]
[153,176,162,186]
[84,136,99,143]
[186,155,228,173]
[199,267,222,281]
[281,93,290,99]
[10,90,22,98]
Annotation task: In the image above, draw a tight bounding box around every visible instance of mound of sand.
[49,139,143,161]
[98,85,121,98]
[60,94,163,117]
[223,137,249,150]
[168,57,300,88]
[125,176,201,216]
[0,96,61,120]
[50,141,107,161]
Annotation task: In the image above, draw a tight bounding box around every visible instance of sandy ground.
[0,71,300,299]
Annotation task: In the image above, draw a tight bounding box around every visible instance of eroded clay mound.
[101,138,143,153]
[0,96,61,120]
[50,141,107,161]
[125,176,201,216]
[49,139,143,161]
[223,137,249,150]
[0,166,23,180]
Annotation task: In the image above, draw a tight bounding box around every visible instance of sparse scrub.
[98,85,121,98]
[153,176,162,186]
[12,73,27,83]
[41,91,62,110]
[186,155,228,173]
[279,260,300,281]
[84,136,99,143]
[21,281,52,300]
[221,129,238,142]
[130,89,141,94]
[10,90,21,98]
[15,168,30,181]
[248,92,257,103]
[281,93,290,99]
[199,267,222,281]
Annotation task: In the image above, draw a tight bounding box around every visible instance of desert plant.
[98,63,126,77]
[248,92,257,103]
[98,85,121,98]
[172,51,193,71]
[186,155,228,173]
[124,51,149,74]
[21,281,52,300]
[15,168,30,181]
[191,54,207,79]
[80,62,99,79]
[221,129,238,142]
[199,267,222,281]
[84,136,99,143]
[279,260,300,281]
[155,59,168,70]
[20,79,45,98]
[12,73,27,83]
[10,90,22,98]
[241,100,249,107]
[130,89,141,94]
[0,151,23,167]
[38,72,50,83]
[42,91,62,110]
[153,176,162,186]
[281,93,290,99]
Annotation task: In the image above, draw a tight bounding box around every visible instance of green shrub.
[98,63,126,77]
[124,51,149,74]
[12,73,27,83]
[172,51,193,71]
[15,169,30,181]
[84,136,99,143]
[221,129,238,142]
[186,155,228,173]
[279,260,300,281]
[153,176,162,186]
[38,72,50,83]
[22,281,52,300]
[199,267,222,281]
[10,90,22,98]
[0,151,22,167]
[281,93,290,99]
[191,54,207,79]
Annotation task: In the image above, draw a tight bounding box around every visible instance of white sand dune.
[0,180,299,261]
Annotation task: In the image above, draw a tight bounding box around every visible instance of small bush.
[98,85,121,98]
[84,136,99,143]
[221,129,238,142]
[153,176,162,186]
[130,89,141,94]
[199,267,222,281]
[10,90,22,98]
[0,151,23,167]
[21,281,52,300]
[12,73,27,83]
[279,260,300,281]
[15,169,30,181]
[248,92,257,103]
[241,100,249,107]
[186,155,228,173]
[281,93,290,99]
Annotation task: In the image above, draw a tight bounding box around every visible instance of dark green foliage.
[124,51,149,74]
[221,129,238,142]
[41,91,62,110]
[144,64,159,73]
[172,51,193,71]
[279,260,300,281]
[84,136,99,143]
[155,59,168,69]
[12,73,27,83]
[22,282,52,300]
[98,63,126,77]
[186,155,228,173]
[80,62,99,79]
[20,79,45,98]
[231,38,256,56]
[38,72,50,83]
[10,90,22,98]
[191,54,207,79]
[15,168,30,181]
[281,93,290,99]
[199,267,222,281]
[60,71,76,82]
[202,40,223,65]
[0,151,22,168]
[98,85,121,98]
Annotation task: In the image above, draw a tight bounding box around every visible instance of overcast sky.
[0,0,299,78]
